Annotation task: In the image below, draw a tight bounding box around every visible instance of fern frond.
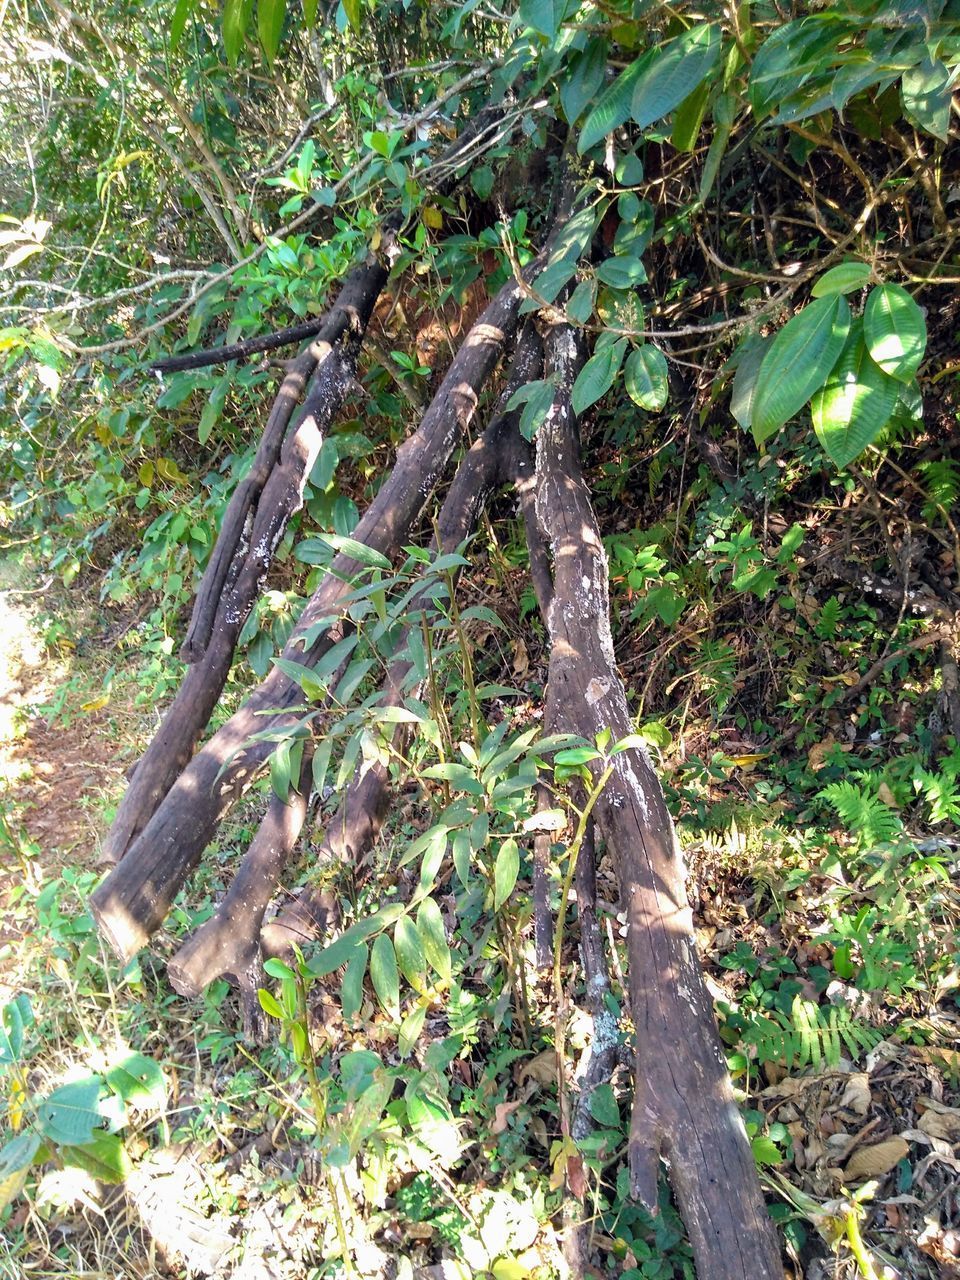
[820,779,901,846]
[742,997,882,1071]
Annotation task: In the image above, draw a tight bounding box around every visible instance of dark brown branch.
[534,319,783,1279]
[100,257,387,864]
[149,318,332,374]
[91,277,528,962]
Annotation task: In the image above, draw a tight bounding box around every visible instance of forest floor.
[1,528,960,1280]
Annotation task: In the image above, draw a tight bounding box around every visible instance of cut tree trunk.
[167,329,543,1022]
[91,276,529,963]
[534,320,784,1280]
[101,255,387,864]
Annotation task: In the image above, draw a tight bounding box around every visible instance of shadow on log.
[533,319,784,1280]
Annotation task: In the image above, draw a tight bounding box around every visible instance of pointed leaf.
[579,48,658,153]
[902,56,954,141]
[222,0,252,64]
[624,345,669,411]
[105,1052,166,1111]
[730,334,770,431]
[394,916,427,990]
[0,1132,41,1211]
[398,1004,427,1059]
[752,295,851,444]
[811,262,873,298]
[370,933,400,1020]
[340,945,368,1021]
[811,326,898,468]
[257,0,285,63]
[493,838,520,911]
[170,0,197,52]
[863,283,926,383]
[416,898,451,983]
[560,39,608,126]
[630,24,721,130]
[61,1133,131,1184]
[572,339,626,415]
[37,1079,105,1146]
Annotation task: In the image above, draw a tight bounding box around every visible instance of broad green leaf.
[0,1132,41,1211]
[624,345,669,411]
[257,0,285,64]
[61,1133,131,1184]
[0,994,32,1064]
[579,47,658,153]
[493,837,520,911]
[519,0,565,39]
[588,1082,620,1128]
[398,1004,427,1058]
[315,533,391,570]
[37,1078,104,1147]
[811,327,898,468]
[222,0,252,65]
[559,39,608,126]
[902,57,954,142]
[170,0,197,52]
[370,933,400,1020]
[571,338,626,415]
[340,945,368,1021]
[258,988,284,1019]
[307,908,403,977]
[748,20,852,119]
[630,24,721,131]
[595,256,647,288]
[751,295,851,444]
[416,898,451,983]
[729,334,770,431]
[303,0,319,24]
[811,262,873,298]
[863,283,926,383]
[567,278,596,325]
[105,1052,166,1111]
[394,916,427,989]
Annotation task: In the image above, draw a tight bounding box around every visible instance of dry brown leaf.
[838,1073,872,1116]
[512,638,529,678]
[918,1099,960,1143]
[807,736,836,772]
[518,1049,555,1088]
[491,1101,522,1135]
[842,1136,909,1183]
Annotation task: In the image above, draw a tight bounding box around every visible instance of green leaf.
[303,0,319,24]
[631,24,721,131]
[671,79,711,153]
[519,0,565,39]
[222,0,253,65]
[567,279,596,325]
[0,1132,41,1212]
[751,1136,784,1166]
[341,945,368,1021]
[699,90,735,201]
[314,533,391,570]
[624,345,669,411]
[560,38,608,126]
[751,295,851,444]
[61,1133,131,1184]
[416,898,451,984]
[394,916,427,990]
[37,1078,105,1147]
[811,328,898,469]
[579,47,658,153]
[370,933,400,1020]
[863,283,926,383]
[257,0,285,63]
[398,1004,427,1059]
[0,994,32,1064]
[170,0,197,52]
[342,0,361,32]
[902,56,954,142]
[595,256,647,288]
[493,837,520,911]
[571,339,627,415]
[105,1052,166,1111]
[308,910,401,978]
[258,988,284,1019]
[811,262,873,298]
[587,1083,620,1129]
[510,377,556,442]
[729,334,770,431]
[471,166,494,200]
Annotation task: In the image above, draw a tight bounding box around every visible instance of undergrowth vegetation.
[2,0,960,1277]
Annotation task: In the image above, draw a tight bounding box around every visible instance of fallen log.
[167,329,543,1022]
[534,319,784,1280]
[91,275,528,962]
[101,255,387,864]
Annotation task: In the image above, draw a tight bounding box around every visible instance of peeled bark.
[534,321,783,1280]
[101,256,387,864]
[91,277,528,963]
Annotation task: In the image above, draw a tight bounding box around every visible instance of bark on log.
[169,329,543,1004]
[101,257,387,865]
[91,278,529,963]
[534,321,784,1280]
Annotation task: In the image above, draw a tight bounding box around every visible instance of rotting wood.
[534,319,784,1280]
[91,278,529,962]
[101,256,387,865]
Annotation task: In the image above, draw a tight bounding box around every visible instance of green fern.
[743,997,882,1071]
[820,779,902,846]
[914,768,960,825]
[917,459,960,525]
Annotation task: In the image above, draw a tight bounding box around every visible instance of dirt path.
[0,558,121,942]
